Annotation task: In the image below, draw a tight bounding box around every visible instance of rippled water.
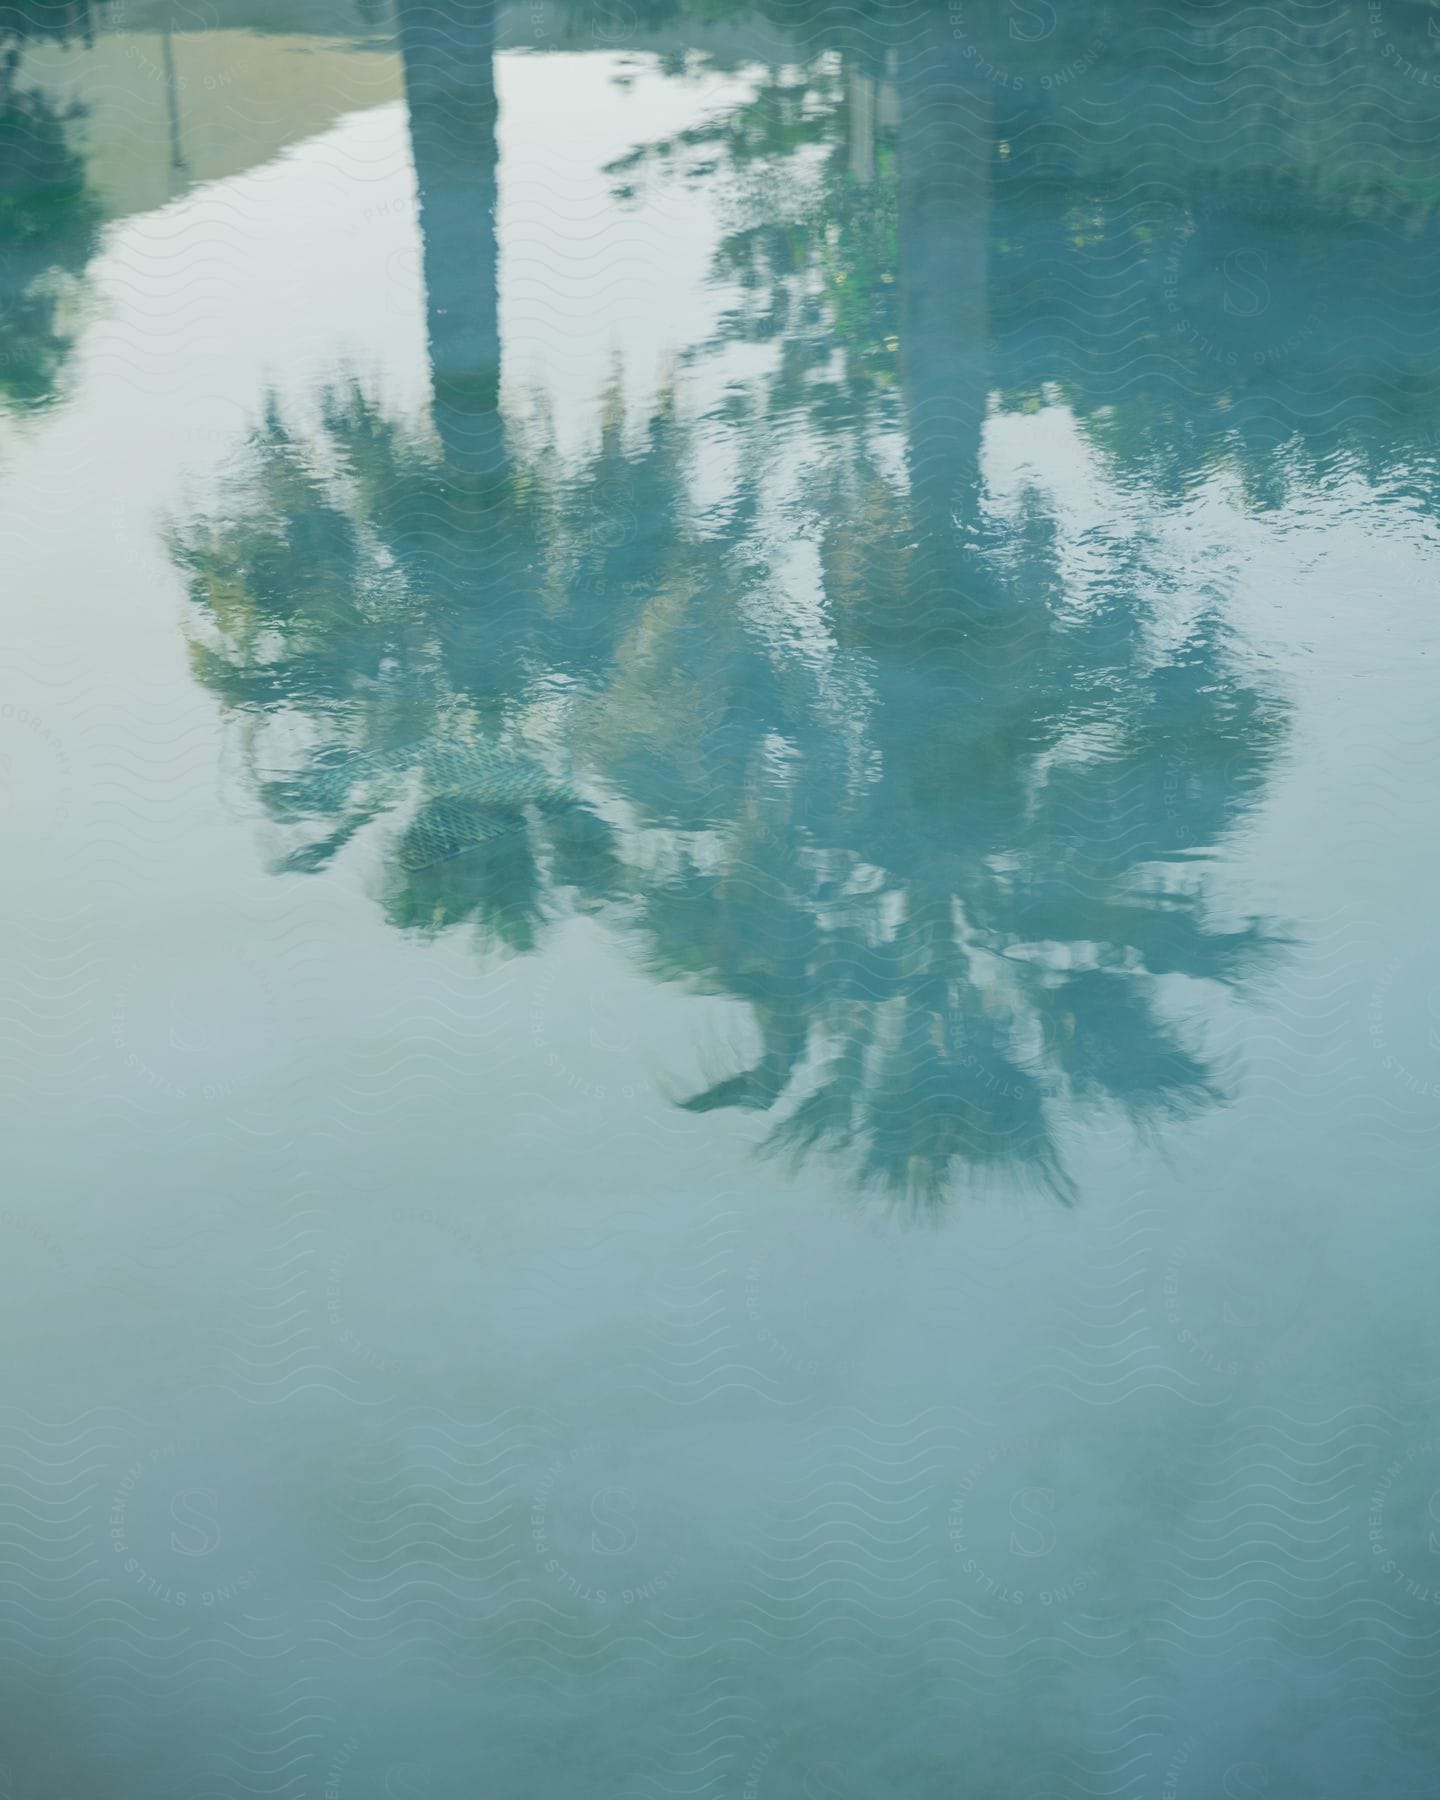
[3,1,1440,1792]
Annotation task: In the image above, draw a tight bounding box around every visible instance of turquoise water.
[3,1,1440,1792]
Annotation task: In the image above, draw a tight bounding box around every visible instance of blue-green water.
[3,1,1440,1792]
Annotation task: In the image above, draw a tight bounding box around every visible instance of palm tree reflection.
[171,0,1310,1208]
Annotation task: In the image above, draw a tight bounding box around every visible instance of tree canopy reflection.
[166,0,1440,1207]
[0,1,100,410]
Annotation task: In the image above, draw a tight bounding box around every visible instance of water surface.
[3,1,1440,1793]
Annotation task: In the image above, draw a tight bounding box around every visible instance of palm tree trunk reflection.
[396,0,504,480]
[897,12,991,597]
